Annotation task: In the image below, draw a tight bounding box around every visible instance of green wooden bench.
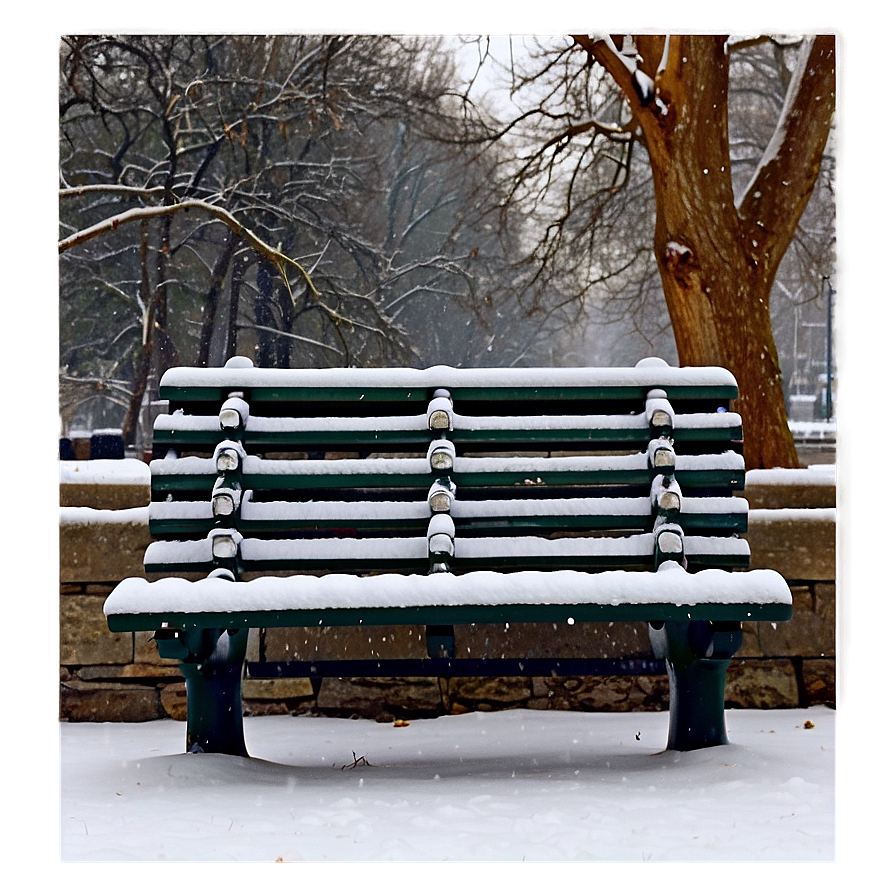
[104,356,792,756]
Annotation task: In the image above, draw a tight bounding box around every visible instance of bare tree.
[59,35,556,448]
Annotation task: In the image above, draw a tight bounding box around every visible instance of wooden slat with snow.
[106,563,791,630]
[151,409,742,452]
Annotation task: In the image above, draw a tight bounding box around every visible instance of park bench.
[104,356,792,757]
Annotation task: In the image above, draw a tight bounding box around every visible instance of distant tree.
[59,35,555,448]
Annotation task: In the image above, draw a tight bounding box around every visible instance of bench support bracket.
[650,620,742,751]
[156,626,249,756]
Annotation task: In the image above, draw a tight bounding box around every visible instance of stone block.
[757,584,835,657]
[569,677,630,710]
[60,481,150,511]
[242,678,315,700]
[741,481,835,510]
[246,628,260,662]
[60,588,132,666]
[445,677,532,707]
[60,516,150,583]
[455,620,652,660]
[726,659,799,709]
[134,629,181,667]
[60,680,162,722]
[160,682,188,721]
[244,701,295,717]
[747,511,836,581]
[740,621,761,655]
[76,664,183,681]
[263,625,428,661]
[85,584,113,596]
[629,675,668,708]
[802,658,836,707]
[543,674,668,712]
[316,677,443,720]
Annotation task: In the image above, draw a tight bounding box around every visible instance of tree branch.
[737,35,836,268]
[59,184,167,199]
[58,198,320,297]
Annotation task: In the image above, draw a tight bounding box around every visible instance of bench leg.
[649,620,742,751]
[178,628,249,756]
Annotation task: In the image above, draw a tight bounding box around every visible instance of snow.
[238,537,429,564]
[456,412,646,431]
[59,706,835,864]
[59,459,150,485]
[455,496,653,517]
[148,500,214,521]
[749,508,836,523]
[155,409,740,436]
[104,565,789,616]
[790,420,836,438]
[150,451,743,482]
[151,455,221,476]
[745,465,835,487]
[244,499,430,523]
[60,506,149,526]
[665,240,692,259]
[160,361,738,391]
[427,513,456,538]
[149,495,747,527]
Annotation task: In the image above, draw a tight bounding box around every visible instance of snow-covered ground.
[60,707,835,865]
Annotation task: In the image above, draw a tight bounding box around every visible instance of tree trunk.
[226,250,249,362]
[255,256,279,367]
[573,34,835,469]
[275,275,294,368]
[121,222,154,447]
[198,230,239,367]
[643,37,798,469]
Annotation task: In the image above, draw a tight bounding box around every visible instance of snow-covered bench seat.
[104,356,792,756]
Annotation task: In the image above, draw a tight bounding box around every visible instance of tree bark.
[226,251,249,362]
[121,222,153,446]
[198,230,239,367]
[572,34,835,469]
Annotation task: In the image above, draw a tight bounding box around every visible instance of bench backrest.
[145,357,750,581]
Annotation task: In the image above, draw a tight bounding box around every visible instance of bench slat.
[152,410,743,452]
[105,565,791,632]
[143,532,749,575]
[158,362,739,406]
[149,451,746,494]
[148,495,748,536]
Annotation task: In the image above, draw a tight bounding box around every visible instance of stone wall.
[59,462,836,724]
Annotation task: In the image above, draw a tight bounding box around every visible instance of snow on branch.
[58,198,320,298]
[735,35,835,239]
[59,184,167,199]
[571,35,657,108]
